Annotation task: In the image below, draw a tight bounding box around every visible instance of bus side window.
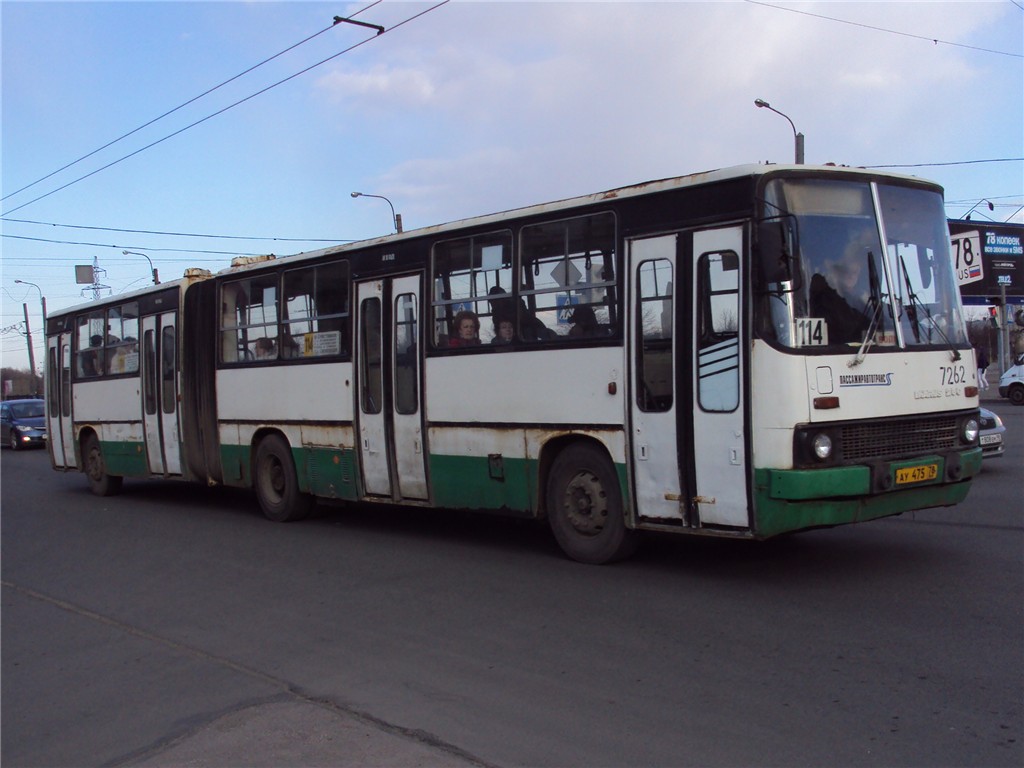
[76,312,105,378]
[431,231,513,348]
[519,212,617,342]
[283,260,350,360]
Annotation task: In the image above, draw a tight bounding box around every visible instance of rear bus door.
[141,311,182,475]
[355,274,428,500]
[46,332,76,468]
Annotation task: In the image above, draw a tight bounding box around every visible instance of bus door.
[140,311,182,475]
[355,275,428,500]
[46,332,76,468]
[690,225,748,528]
[628,235,687,524]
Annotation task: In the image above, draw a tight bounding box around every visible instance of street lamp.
[963,199,994,221]
[754,98,805,164]
[122,250,160,285]
[351,191,403,233]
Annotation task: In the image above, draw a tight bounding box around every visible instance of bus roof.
[47,163,941,319]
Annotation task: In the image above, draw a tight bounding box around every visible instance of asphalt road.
[3,401,1022,767]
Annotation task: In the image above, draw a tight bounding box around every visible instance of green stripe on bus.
[99,440,148,477]
[428,453,537,513]
[219,442,360,500]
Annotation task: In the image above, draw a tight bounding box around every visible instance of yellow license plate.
[895,464,938,485]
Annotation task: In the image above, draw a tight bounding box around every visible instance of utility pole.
[22,303,36,380]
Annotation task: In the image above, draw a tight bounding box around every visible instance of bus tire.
[83,433,123,497]
[254,434,313,523]
[546,444,638,564]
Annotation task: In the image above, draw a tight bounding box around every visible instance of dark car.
[979,406,1006,460]
[1,398,47,450]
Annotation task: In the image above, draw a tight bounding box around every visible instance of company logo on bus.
[838,373,893,388]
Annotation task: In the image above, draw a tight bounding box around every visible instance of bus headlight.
[812,433,833,460]
[962,418,979,444]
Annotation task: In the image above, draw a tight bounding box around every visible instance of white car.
[998,355,1024,406]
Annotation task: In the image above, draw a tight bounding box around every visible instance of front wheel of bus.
[83,433,123,497]
[547,444,638,564]
[254,434,313,523]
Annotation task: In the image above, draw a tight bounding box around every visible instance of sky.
[2,0,1022,372]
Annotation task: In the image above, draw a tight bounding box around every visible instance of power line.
[0,4,383,204]
[1,1,451,218]
[0,217,344,243]
[864,157,1023,168]
[744,0,1024,58]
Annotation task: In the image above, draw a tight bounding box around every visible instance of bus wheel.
[83,433,123,497]
[254,434,313,523]
[547,444,638,564]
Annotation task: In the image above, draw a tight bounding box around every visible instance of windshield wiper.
[849,251,885,368]
[896,252,960,362]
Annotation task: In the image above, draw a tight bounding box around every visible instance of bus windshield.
[757,178,968,353]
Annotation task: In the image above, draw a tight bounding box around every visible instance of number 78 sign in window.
[950,230,984,286]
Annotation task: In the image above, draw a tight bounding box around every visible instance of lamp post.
[963,199,994,221]
[754,98,805,164]
[122,250,160,284]
[14,280,45,383]
[351,191,403,233]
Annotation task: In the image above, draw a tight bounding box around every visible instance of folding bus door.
[690,225,748,528]
[140,311,182,476]
[355,275,428,500]
[46,332,76,468]
[627,234,687,524]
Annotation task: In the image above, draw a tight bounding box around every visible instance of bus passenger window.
[283,260,350,359]
[76,312,105,378]
[519,212,617,342]
[221,276,279,364]
[432,231,513,347]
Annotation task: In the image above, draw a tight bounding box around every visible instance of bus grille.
[841,416,958,461]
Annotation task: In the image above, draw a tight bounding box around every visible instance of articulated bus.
[46,164,983,563]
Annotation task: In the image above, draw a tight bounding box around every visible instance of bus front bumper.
[752,448,983,537]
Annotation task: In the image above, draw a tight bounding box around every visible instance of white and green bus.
[46,164,983,563]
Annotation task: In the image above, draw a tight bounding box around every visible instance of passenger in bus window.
[568,306,600,338]
[449,310,481,347]
[254,337,277,360]
[491,317,515,345]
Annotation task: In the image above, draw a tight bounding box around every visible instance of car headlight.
[962,418,979,443]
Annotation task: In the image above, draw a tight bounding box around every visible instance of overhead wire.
[0,0,383,204]
[744,0,1024,58]
[0,217,344,243]
[1,0,451,218]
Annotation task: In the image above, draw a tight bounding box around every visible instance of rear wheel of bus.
[83,432,123,497]
[253,434,314,522]
[547,443,638,564]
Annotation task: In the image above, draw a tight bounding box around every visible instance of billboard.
[949,221,1023,304]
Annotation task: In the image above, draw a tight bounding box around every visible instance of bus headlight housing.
[812,433,833,460]
[962,417,979,444]
[794,426,841,467]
